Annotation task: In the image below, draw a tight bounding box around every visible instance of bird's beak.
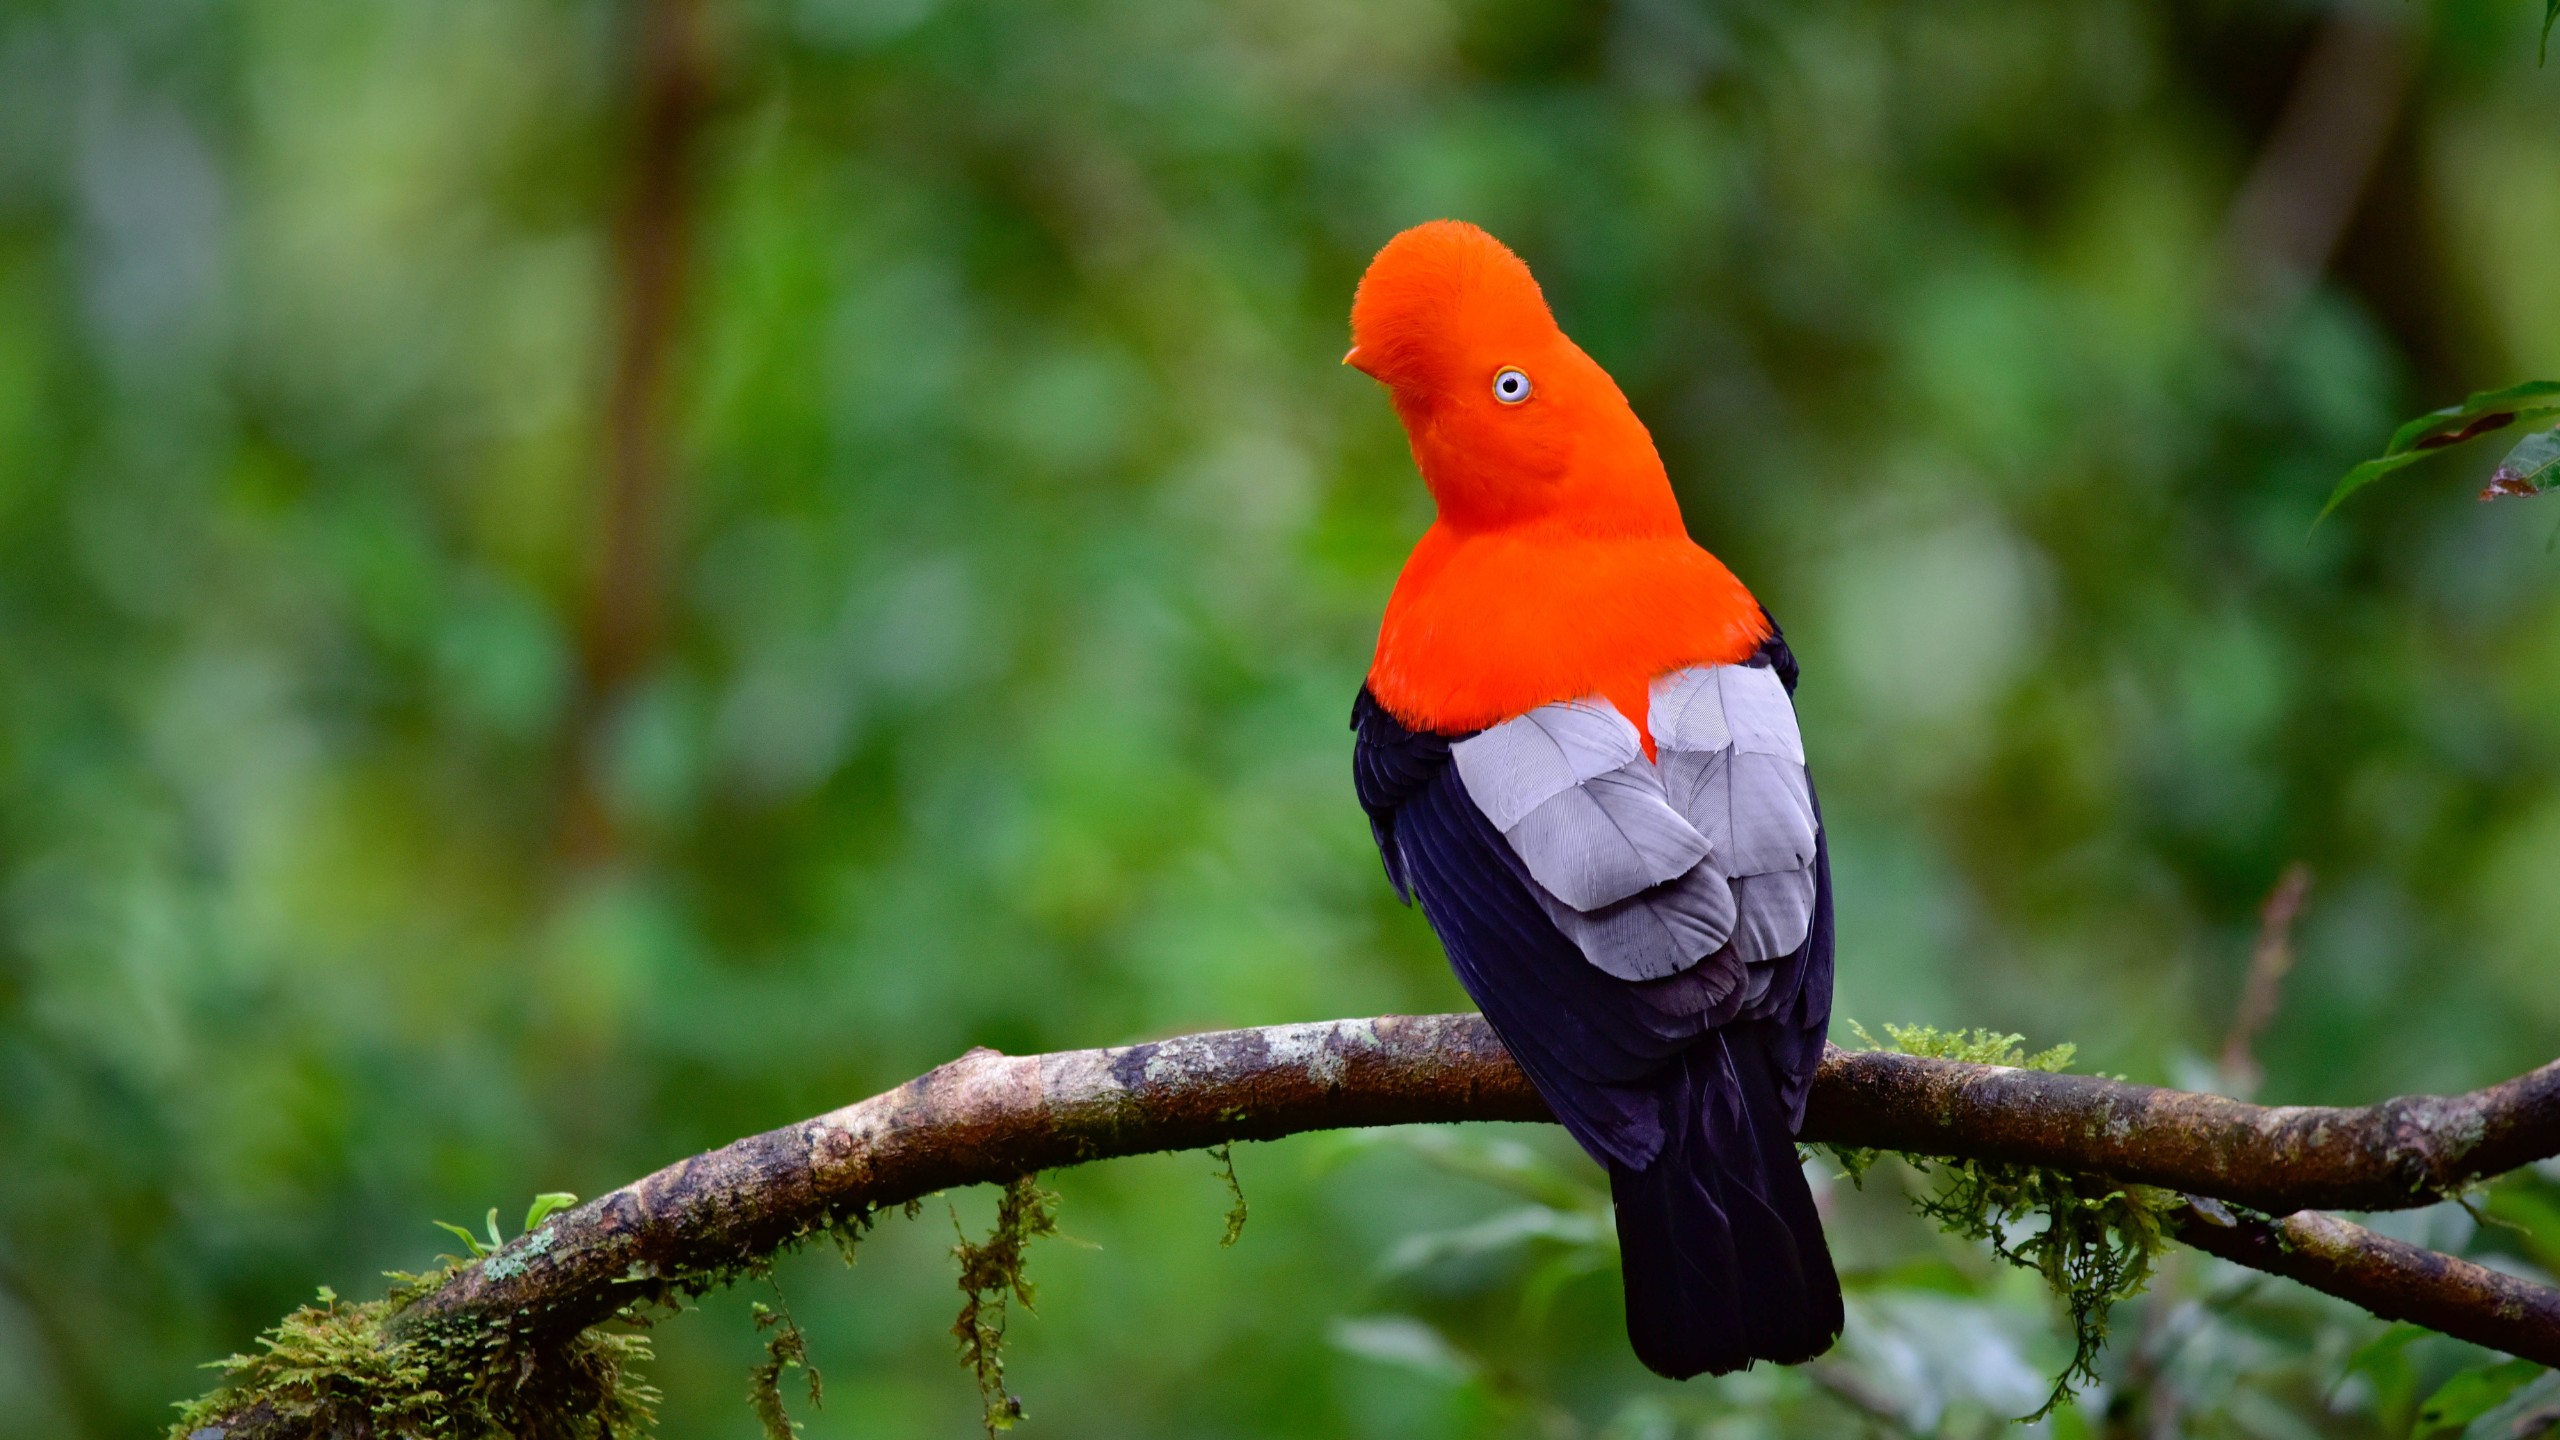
[1343,345,1380,380]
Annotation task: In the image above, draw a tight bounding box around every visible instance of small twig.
[2222,863,2313,1098]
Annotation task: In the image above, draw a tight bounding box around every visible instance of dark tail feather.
[1609,1027,1843,1379]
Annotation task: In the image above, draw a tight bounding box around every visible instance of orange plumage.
[1348,220,1767,747]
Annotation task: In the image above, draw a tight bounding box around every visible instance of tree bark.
[2170,1198,2560,1364]
[191,1014,2560,1436]
[1804,1039,2560,1215]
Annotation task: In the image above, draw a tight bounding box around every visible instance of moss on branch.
[169,1264,657,1440]
[1828,1024,2170,1419]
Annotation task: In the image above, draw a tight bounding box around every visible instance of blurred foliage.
[3,0,2560,1435]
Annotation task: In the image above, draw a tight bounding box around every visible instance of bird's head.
[1346,220,1671,532]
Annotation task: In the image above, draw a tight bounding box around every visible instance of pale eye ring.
[1492,367,1532,404]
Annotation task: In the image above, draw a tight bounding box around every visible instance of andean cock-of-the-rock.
[1345,219,1841,1379]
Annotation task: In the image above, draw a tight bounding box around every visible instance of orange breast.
[1365,521,1769,748]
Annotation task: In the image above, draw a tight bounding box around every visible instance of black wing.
[1350,632,1833,1170]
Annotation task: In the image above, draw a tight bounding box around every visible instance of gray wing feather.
[1450,662,1820,989]
[1714,751,1818,875]
[1628,946,1750,1016]
[1654,744,1725,821]
[1714,664,1805,764]
[1532,862,1739,982]
[1502,784,1707,911]
[1451,700,1644,830]
[1652,658,1823,977]
[1649,667,1733,752]
[1725,866,1818,963]
[1453,704,1711,913]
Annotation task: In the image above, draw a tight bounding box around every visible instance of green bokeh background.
[4,0,2559,1435]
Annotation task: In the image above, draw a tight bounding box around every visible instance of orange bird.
[1346,221,1840,1377]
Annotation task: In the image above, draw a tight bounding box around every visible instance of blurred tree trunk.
[2218,4,2419,341]
[564,0,712,861]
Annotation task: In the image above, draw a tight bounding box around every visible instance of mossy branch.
[178,1015,2560,1438]
[1827,1024,2165,1420]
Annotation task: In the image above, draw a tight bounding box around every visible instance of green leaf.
[2344,1322,2425,1434]
[2484,1179,2560,1276]
[2385,381,2560,452]
[1379,1204,1611,1277]
[1325,1315,1479,1384]
[485,1206,505,1252]
[523,1191,579,1234]
[2546,0,2557,65]
[2318,381,2560,523]
[2417,1358,2542,1434]
[2345,1320,2422,1370]
[431,1219,491,1258]
[1376,1126,1601,1210]
[2318,450,2439,524]
[2482,427,2560,501]
[2463,1370,2560,1440]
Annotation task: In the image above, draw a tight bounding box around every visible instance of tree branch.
[2169,1197,2560,1364]
[188,1015,2560,1436]
[419,1014,2560,1336]
[409,1014,1543,1337]
[1805,1042,2560,1215]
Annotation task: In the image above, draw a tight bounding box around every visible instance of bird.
[1343,219,1842,1379]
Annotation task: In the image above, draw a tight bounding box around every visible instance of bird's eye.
[1492,368,1532,404]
